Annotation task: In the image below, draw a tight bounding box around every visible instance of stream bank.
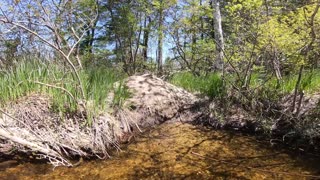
[0,122,319,179]
[0,73,319,171]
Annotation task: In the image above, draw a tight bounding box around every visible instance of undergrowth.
[170,70,320,100]
[169,71,225,99]
[0,59,126,117]
[249,70,320,95]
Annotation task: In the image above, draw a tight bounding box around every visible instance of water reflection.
[0,122,319,179]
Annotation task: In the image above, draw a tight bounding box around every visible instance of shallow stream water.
[0,122,319,179]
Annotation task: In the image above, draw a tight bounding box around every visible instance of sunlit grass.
[0,59,126,118]
[170,69,320,101]
[249,70,320,95]
[169,71,225,99]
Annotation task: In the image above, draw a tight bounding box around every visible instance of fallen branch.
[0,108,42,140]
[0,128,72,167]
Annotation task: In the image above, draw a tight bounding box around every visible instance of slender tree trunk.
[292,65,304,113]
[157,1,164,73]
[200,0,204,40]
[273,56,282,82]
[88,27,96,54]
[191,13,196,64]
[143,16,151,62]
[133,14,143,73]
[213,0,224,71]
[264,0,270,17]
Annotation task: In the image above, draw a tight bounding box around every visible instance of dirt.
[118,74,199,131]
[5,93,61,127]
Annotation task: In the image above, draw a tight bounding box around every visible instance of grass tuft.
[0,59,126,119]
[169,71,225,99]
[249,70,320,95]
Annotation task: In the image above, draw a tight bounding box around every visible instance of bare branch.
[31,81,76,102]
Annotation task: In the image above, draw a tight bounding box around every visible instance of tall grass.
[249,70,320,95]
[169,72,225,99]
[170,69,320,100]
[0,59,126,117]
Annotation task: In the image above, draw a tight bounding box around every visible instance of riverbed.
[0,122,319,179]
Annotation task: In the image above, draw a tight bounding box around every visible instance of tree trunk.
[143,16,151,62]
[88,27,96,54]
[213,0,224,71]
[157,2,164,73]
[264,0,270,17]
[200,0,204,40]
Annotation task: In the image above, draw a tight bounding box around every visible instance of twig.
[30,80,76,102]
[0,127,71,166]
[0,108,43,140]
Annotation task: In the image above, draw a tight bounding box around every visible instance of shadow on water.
[0,122,320,180]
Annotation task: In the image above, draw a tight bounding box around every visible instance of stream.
[0,122,319,179]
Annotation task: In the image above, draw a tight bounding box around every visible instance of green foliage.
[255,3,320,71]
[202,73,225,99]
[0,59,126,116]
[170,69,320,103]
[170,0,216,74]
[258,12,308,66]
[82,66,125,113]
[112,81,131,108]
[282,70,320,93]
[226,0,263,13]
[170,72,225,99]
[249,70,320,97]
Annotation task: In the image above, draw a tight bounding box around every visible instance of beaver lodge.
[0,74,200,166]
[0,73,320,169]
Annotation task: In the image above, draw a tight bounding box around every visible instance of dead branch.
[0,128,72,166]
[31,81,76,101]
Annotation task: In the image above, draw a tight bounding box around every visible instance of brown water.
[0,122,320,180]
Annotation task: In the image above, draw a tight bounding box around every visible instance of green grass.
[169,72,225,99]
[249,70,320,95]
[0,59,126,118]
[170,69,320,100]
